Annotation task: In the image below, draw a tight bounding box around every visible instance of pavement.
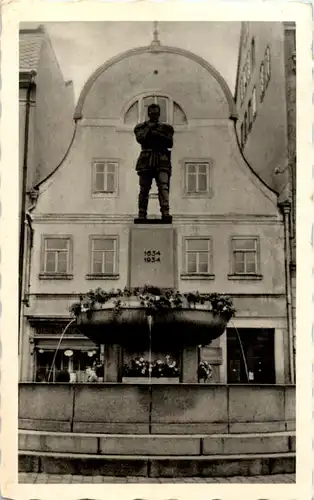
[19,473,296,484]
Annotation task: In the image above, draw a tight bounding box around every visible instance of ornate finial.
[150,21,161,51]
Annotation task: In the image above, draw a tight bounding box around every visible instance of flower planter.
[122,377,180,384]
[76,299,229,348]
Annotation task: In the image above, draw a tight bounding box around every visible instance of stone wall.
[19,382,295,434]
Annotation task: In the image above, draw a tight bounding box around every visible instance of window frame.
[39,235,73,280]
[182,159,213,198]
[252,86,257,119]
[228,236,262,280]
[91,159,119,197]
[123,93,187,127]
[247,100,253,132]
[87,235,119,280]
[181,236,214,279]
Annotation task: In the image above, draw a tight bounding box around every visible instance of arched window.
[248,100,253,131]
[252,86,257,118]
[265,46,271,84]
[246,53,251,82]
[124,95,187,126]
[260,62,266,101]
[251,38,255,69]
[243,111,248,143]
[239,75,245,102]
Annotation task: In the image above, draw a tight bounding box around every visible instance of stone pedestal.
[181,346,199,383]
[129,224,176,289]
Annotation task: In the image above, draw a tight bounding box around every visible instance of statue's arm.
[151,126,174,148]
[134,123,151,145]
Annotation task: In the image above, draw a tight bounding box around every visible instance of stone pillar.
[219,330,227,384]
[104,344,121,382]
[181,345,199,383]
[274,328,286,384]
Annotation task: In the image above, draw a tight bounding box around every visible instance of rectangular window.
[43,237,71,275]
[185,238,211,274]
[93,161,117,193]
[185,162,210,194]
[91,237,117,275]
[231,237,259,275]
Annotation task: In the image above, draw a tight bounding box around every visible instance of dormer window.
[124,95,187,126]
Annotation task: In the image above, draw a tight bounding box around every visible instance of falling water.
[48,318,76,382]
[231,321,250,383]
[147,314,153,383]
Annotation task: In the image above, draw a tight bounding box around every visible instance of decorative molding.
[38,273,73,281]
[86,273,120,280]
[32,213,282,224]
[180,273,215,281]
[228,274,263,281]
[74,45,237,120]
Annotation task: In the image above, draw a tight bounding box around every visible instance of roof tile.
[19,32,45,71]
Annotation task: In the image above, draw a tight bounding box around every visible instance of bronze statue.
[134,103,174,222]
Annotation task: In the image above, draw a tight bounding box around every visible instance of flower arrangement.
[69,286,236,320]
[123,355,180,378]
[198,361,213,381]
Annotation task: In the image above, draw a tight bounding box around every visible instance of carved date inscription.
[144,250,161,263]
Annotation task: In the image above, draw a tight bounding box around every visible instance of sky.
[22,22,242,102]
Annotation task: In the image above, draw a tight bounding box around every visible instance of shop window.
[40,236,72,279]
[88,236,119,278]
[92,160,118,194]
[35,348,100,382]
[184,237,212,275]
[227,328,275,384]
[230,237,260,276]
[185,161,211,195]
[124,95,187,126]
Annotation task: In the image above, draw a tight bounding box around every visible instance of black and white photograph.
[0,3,312,499]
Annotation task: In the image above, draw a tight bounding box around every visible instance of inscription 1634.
[144,250,161,263]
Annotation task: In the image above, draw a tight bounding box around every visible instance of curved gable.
[74,45,237,120]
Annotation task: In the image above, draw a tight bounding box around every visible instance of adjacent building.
[234,21,296,382]
[19,23,294,386]
[19,25,75,360]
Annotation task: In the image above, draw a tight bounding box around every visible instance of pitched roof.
[19,29,45,72]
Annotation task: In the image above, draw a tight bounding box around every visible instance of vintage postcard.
[0,1,312,500]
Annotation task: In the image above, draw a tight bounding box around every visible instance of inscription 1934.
[144,250,161,263]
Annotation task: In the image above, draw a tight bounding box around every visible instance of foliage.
[198,361,213,381]
[69,286,236,319]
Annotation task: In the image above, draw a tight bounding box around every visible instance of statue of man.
[134,103,174,222]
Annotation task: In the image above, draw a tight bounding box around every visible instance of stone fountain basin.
[76,303,229,348]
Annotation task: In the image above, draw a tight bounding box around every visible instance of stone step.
[19,450,296,477]
[19,430,295,457]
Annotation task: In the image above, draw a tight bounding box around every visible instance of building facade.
[19,23,293,386]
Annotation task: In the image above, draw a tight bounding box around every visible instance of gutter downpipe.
[19,71,36,330]
[280,201,295,384]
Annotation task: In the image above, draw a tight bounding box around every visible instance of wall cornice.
[32,213,282,225]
